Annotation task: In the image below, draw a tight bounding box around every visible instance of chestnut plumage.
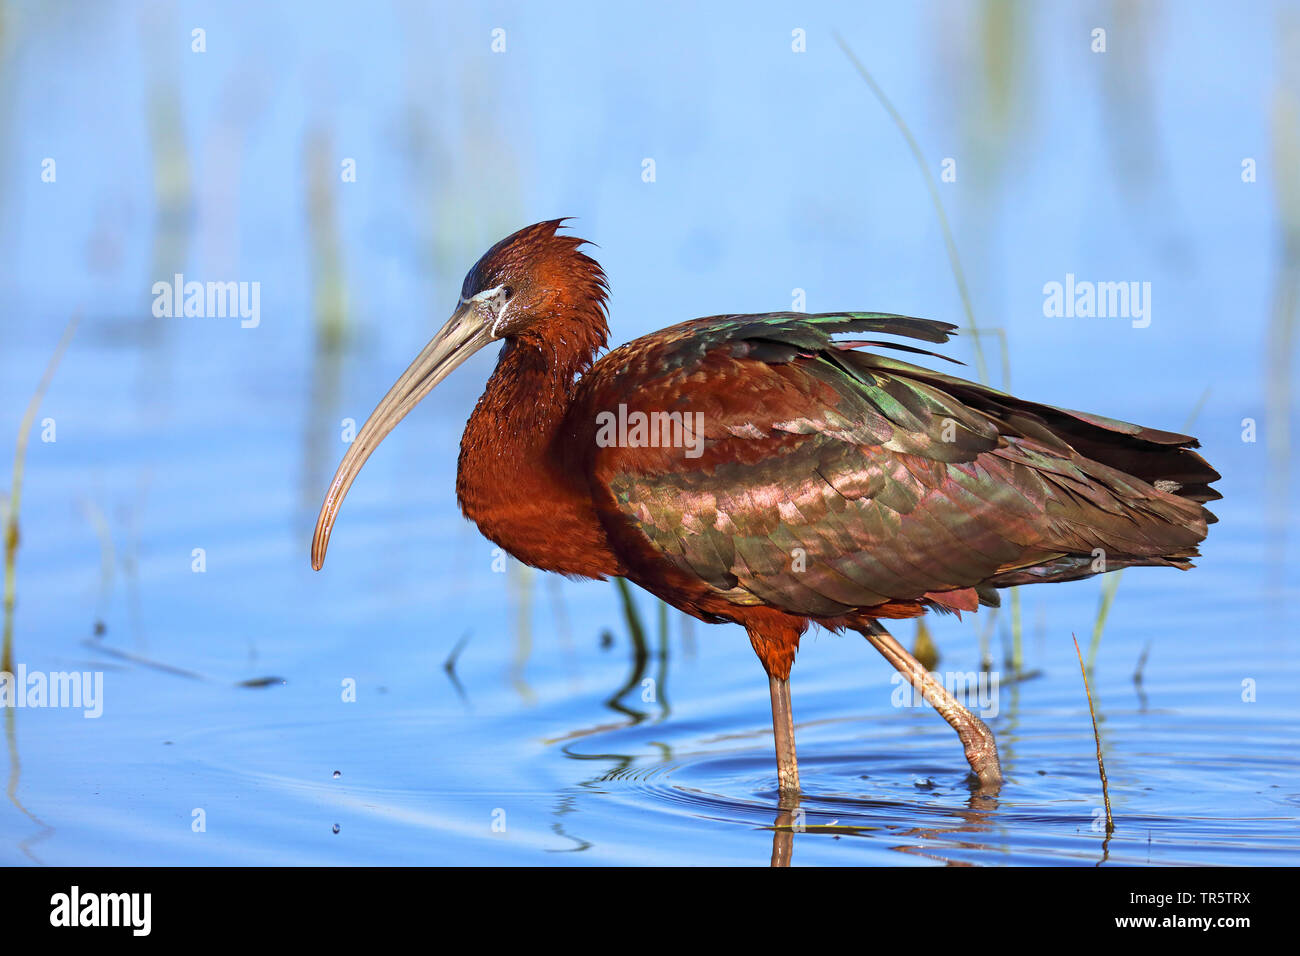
[313,220,1220,793]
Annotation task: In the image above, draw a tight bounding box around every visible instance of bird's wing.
[567,312,1218,618]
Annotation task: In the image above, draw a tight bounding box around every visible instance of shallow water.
[4,405,1297,866]
[2,1,1299,865]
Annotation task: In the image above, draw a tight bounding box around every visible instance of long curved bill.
[311,303,494,570]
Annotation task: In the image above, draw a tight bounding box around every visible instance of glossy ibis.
[312,220,1219,793]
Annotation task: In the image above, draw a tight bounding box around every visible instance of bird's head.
[456,218,609,344]
[310,219,608,570]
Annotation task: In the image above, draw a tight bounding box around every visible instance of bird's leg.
[859,624,1003,789]
[747,624,803,794]
[768,673,801,794]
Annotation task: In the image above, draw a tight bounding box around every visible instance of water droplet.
[331,824,340,834]
[332,770,341,778]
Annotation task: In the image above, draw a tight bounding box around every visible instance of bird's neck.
[456,336,622,579]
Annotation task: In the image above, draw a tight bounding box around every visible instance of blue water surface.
[0,1,1297,865]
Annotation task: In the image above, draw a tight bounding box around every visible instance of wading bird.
[312,221,1219,793]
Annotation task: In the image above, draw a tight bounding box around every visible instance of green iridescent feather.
[572,312,1219,619]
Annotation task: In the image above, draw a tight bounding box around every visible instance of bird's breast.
[455,420,624,581]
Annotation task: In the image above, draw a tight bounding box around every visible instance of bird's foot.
[958,714,1003,791]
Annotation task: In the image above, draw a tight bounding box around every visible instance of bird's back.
[566,312,1219,621]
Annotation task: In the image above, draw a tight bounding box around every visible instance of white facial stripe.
[491,299,513,337]
[459,285,512,336]
[464,284,507,305]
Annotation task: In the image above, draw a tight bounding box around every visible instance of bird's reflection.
[765,772,1001,867]
[548,603,1023,866]
[769,793,799,867]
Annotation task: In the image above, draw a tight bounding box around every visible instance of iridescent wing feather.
[569,312,1219,619]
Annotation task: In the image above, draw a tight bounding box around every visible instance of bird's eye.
[469,285,511,316]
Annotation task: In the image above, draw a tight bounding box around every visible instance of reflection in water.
[541,591,680,852]
[551,586,670,739]
[603,622,648,723]
[3,314,80,693]
[548,793,593,854]
[5,708,54,863]
[1,2,1296,867]
[765,775,1008,867]
[1132,643,1150,712]
[442,631,473,709]
[509,561,536,705]
[887,790,1000,867]
[545,609,1041,865]
[769,797,797,867]
[531,584,1273,866]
